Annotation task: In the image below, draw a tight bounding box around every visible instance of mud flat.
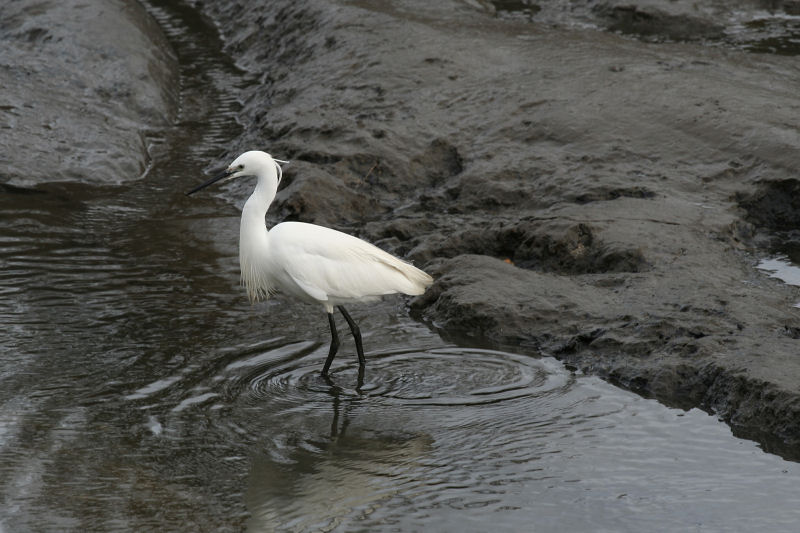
[5,0,798,456]
[0,0,177,187]
[191,0,800,455]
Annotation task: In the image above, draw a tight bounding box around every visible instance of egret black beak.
[186,168,234,196]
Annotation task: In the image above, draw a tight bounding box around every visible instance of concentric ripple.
[360,348,570,406]
[224,343,571,408]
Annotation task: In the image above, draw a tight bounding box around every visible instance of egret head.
[186,150,288,196]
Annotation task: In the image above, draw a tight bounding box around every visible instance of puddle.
[757,256,800,287]
[757,255,800,307]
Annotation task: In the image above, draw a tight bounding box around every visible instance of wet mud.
[5,0,800,528]
[0,0,177,186]
[189,0,800,455]
[3,0,800,478]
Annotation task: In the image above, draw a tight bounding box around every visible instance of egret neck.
[239,164,279,303]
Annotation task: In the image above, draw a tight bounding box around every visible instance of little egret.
[187,150,433,378]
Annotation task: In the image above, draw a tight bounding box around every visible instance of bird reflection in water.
[244,384,432,531]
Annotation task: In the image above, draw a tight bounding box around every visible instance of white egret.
[187,150,433,378]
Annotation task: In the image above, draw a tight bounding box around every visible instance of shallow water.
[756,237,800,306]
[5,298,800,531]
[757,256,800,289]
[3,0,800,531]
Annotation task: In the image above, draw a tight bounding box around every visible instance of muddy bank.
[190,0,800,454]
[494,0,800,51]
[0,0,177,187]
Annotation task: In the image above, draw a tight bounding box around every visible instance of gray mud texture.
[195,0,800,455]
[0,0,177,187]
[5,0,800,456]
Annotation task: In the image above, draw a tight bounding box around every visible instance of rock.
[592,2,726,42]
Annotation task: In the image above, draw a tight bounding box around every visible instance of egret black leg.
[321,312,339,376]
[337,306,366,368]
[356,364,365,392]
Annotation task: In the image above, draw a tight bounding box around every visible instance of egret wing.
[271,222,431,302]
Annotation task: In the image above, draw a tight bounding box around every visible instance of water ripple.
[222,344,570,410]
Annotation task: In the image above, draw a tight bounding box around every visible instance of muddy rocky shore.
[7,0,800,455]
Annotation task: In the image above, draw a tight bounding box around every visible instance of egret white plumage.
[187,150,433,378]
